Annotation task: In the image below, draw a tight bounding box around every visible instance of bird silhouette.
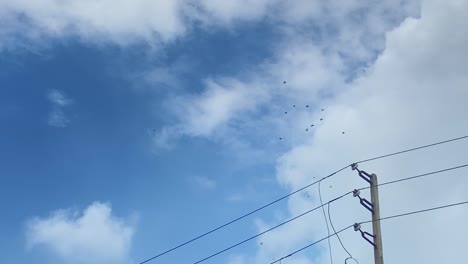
[320,118,323,121]
[306,105,309,108]
[321,108,325,111]
[311,124,314,127]
[279,137,282,140]
[306,128,309,131]
[342,131,345,134]
[285,111,288,114]
[293,104,296,107]
[283,81,286,84]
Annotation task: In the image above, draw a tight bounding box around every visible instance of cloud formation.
[150,1,419,151]
[147,0,468,263]
[254,0,468,263]
[26,202,135,264]
[6,0,467,263]
[0,0,418,51]
[0,0,186,47]
[47,89,72,128]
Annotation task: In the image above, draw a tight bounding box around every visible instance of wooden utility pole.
[352,164,385,264]
[370,174,384,264]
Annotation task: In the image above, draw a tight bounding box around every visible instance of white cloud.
[197,0,271,24]
[0,0,186,46]
[0,0,269,49]
[147,0,468,263]
[151,1,420,151]
[152,77,270,149]
[180,78,269,137]
[254,0,468,263]
[48,89,72,106]
[47,89,72,128]
[0,0,418,52]
[6,0,467,262]
[26,202,136,264]
[191,176,217,190]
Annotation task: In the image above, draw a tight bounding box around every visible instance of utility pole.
[370,174,384,264]
[352,164,384,264]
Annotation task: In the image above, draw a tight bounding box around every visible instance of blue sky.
[0,31,284,263]
[1,1,468,264]
[0,9,286,264]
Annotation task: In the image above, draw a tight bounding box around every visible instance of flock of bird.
[279,81,345,141]
[150,80,345,141]
[257,82,338,250]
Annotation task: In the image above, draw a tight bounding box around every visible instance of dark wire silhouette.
[137,135,468,264]
[192,164,468,264]
[357,163,468,191]
[327,163,468,264]
[137,165,349,264]
[191,192,352,264]
[270,200,468,263]
[328,203,359,264]
[271,225,353,264]
[318,180,334,264]
[360,200,468,224]
[355,135,468,164]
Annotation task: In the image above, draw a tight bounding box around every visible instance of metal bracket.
[353,223,376,247]
[351,163,372,184]
[353,189,374,213]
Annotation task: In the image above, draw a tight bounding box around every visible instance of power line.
[191,192,352,264]
[328,203,358,264]
[138,165,348,264]
[192,164,468,263]
[359,200,468,225]
[271,225,353,264]
[358,163,468,191]
[354,135,468,164]
[271,200,468,264]
[137,135,468,264]
[318,180,334,264]
[326,164,468,263]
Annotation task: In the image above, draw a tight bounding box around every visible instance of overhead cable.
[138,135,468,264]
[192,163,468,263]
[271,200,468,264]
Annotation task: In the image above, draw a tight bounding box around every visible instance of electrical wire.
[270,225,354,264]
[137,135,468,264]
[192,164,468,263]
[270,200,468,264]
[357,163,468,191]
[359,200,468,225]
[191,191,352,264]
[138,165,348,264]
[328,203,359,264]
[345,257,359,264]
[329,163,468,264]
[353,135,468,164]
[318,180,334,264]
